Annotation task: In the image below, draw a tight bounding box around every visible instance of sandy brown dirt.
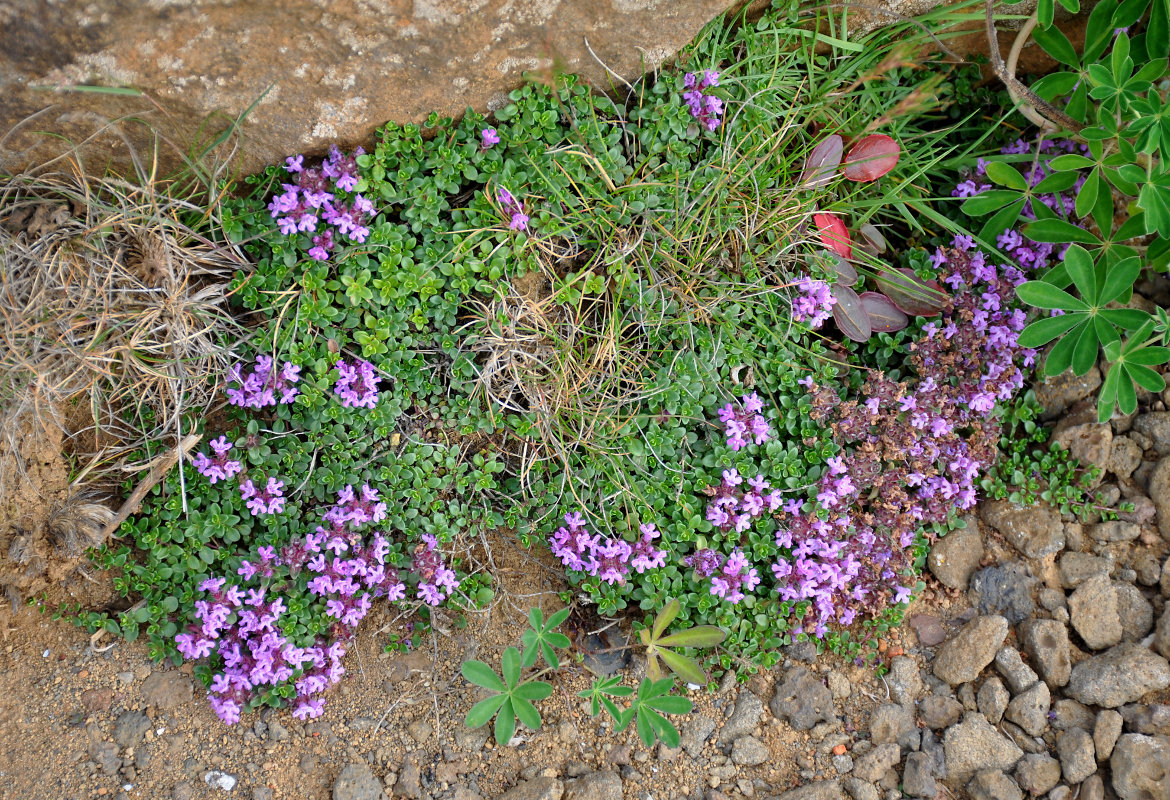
[0,520,960,800]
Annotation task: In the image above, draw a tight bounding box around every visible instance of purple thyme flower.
[240,477,285,516]
[192,436,243,484]
[226,355,300,408]
[791,276,837,328]
[481,127,500,148]
[333,358,379,409]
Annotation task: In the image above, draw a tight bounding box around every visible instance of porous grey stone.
[970,563,1037,624]
[967,769,1023,800]
[680,715,717,759]
[1053,421,1112,488]
[842,777,880,800]
[978,677,1011,725]
[1065,643,1170,708]
[1118,703,1170,736]
[1149,457,1170,538]
[717,691,764,746]
[980,501,1065,559]
[498,778,563,800]
[934,616,1009,686]
[1087,520,1141,542]
[1156,605,1170,660]
[1059,553,1111,589]
[1109,436,1144,479]
[731,736,768,767]
[870,704,919,752]
[1056,728,1096,785]
[1068,574,1122,651]
[1014,753,1061,796]
[1005,681,1051,737]
[1093,710,1123,761]
[1017,619,1072,689]
[929,526,985,590]
[563,771,622,800]
[885,656,923,707]
[917,695,963,730]
[943,712,1024,785]
[1110,734,1170,800]
[1034,367,1100,418]
[1052,699,1096,732]
[995,647,1039,694]
[901,751,938,798]
[851,743,900,783]
[771,667,834,731]
[1114,582,1154,641]
[114,711,151,748]
[1079,773,1104,800]
[1134,412,1170,454]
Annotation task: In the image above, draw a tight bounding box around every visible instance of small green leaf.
[1100,308,1152,329]
[513,681,554,701]
[462,661,506,692]
[656,647,709,685]
[1017,313,1085,348]
[546,607,571,629]
[501,647,521,688]
[1023,218,1101,245]
[1128,363,1168,392]
[985,162,1029,191]
[1045,323,1083,376]
[1127,346,1170,365]
[655,625,727,648]
[1062,245,1098,304]
[466,694,508,728]
[512,696,542,731]
[1032,23,1080,66]
[494,698,517,745]
[1099,257,1142,305]
[960,190,1022,216]
[651,598,681,641]
[1071,321,1100,376]
[1015,281,1090,311]
[645,695,694,715]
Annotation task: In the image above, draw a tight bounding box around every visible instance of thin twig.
[100,433,202,539]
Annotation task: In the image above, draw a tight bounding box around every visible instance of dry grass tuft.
[0,157,248,490]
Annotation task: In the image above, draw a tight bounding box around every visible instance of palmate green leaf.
[1018,314,1085,348]
[1094,315,1121,353]
[1034,170,1081,194]
[1072,322,1101,375]
[1031,23,1080,66]
[979,198,1027,244]
[644,694,694,715]
[1127,346,1170,365]
[465,694,508,729]
[1084,0,1117,63]
[513,680,554,701]
[1023,218,1101,244]
[512,696,542,731]
[1038,0,1055,27]
[1016,281,1090,311]
[462,660,507,691]
[494,698,517,745]
[1045,324,1083,376]
[1098,363,1121,422]
[1118,372,1138,415]
[651,598,681,641]
[1100,257,1142,305]
[655,625,726,648]
[1138,180,1170,237]
[649,710,681,749]
[960,189,1021,216]
[501,646,521,688]
[1062,245,1098,304]
[1049,154,1095,171]
[985,161,1029,191]
[1100,308,1152,329]
[1129,363,1168,393]
[635,707,655,747]
[1074,168,1102,222]
[1150,0,1170,62]
[656,647,709,686]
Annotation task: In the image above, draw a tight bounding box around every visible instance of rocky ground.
[4,368,1170,800]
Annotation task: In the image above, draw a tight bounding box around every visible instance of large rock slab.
[1,0,739,176]
[1067,574,1122,651]
[1065,643,1170,708]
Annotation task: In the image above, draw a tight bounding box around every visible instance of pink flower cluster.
[705,468,783,533]
[791,276,837,328]
[496,187,529,231]
[548,514,666,586]
[176,570,347,725]
[716,393,771,450]
[334,358,380,409]
[411,534,459,606]
[240,477,286,516]
[683,548,760,604]
[269,146,375,261]
[683,70,723,131]
[226,355,301,408]
[193,436,243,484]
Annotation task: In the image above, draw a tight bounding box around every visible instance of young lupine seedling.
[640,597,726,685]
[522,606,571,668]
[462,646,554,745]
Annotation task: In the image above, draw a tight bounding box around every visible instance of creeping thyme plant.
[79,0,1102,726]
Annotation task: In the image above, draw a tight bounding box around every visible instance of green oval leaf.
[462,660,506,692]
[655,625,728,648]
[656,647,709,686]
[1017,314,1085,348]
[985,161,1029,191]
[465,694,508,728]
[1023,218,1101,244]
[1015,281,1090,311]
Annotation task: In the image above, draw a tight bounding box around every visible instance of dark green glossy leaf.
[1045,324,1082,375]
[1128,363,1168,392]
[494,698,516,745]
[1062,245,1098,304]
[985,161,1028,191]
[1032,23,1080,66]
[466,694,508,728]
[1018,314,1086,348]
[960,190,1022,216]
[1100,308,1152,329]
[1100,257,1142,305]
[1023,218,1101,244]
[1016,281,1090,311]
[1071,322,1100,375]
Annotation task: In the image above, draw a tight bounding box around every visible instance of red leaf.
[843,134,901,182]
[874,267,947,317]
[831,284,872,342]
[813,212,852,260]
[800,135,843,189]
[859,291,909,332]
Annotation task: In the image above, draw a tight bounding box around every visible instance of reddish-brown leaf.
[858,223,887,254]
[843,134,900,182]
[859,291,909,332]
[813,212,852,260]
[874,267,947,317]
[799,134,843,189]
[830,284,872,342]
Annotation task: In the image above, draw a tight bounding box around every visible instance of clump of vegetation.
[52,0,1123,730]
